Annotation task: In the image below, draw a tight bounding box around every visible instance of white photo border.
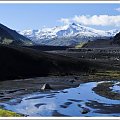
[0,1,120,120]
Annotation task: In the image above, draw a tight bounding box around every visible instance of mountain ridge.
[0,23,33,46]
[19,23,119,46]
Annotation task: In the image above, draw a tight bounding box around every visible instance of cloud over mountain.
[59,15,120,27]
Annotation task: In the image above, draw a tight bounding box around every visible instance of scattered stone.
[52,110,69,117]
[60,102,72,108]
[35,103,46,108]
[68,99,82,102]
[74,77,79,80]
[77,104,81,108]
[41,84,52,90]
[64,102,72,106]
[81,107,90,114]
[61,91,68,93]
[70,80,75,83]
[60,105,68,108]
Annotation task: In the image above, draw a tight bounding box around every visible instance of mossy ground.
[91,70,120,100]
[0,109,22,117]
[75,42,86,48]
[0,70,119,116]
[95,70,120,78]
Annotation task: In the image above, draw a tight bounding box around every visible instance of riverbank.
[0,70,120,103]
[0,70,120,117]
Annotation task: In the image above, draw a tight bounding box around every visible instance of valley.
[0,23,120,117]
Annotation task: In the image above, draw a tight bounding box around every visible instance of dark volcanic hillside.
[81,32,120,48]
[113,32,120,45]
[0,23,33,46]
[81,39,115,48]
[0,45,111,81]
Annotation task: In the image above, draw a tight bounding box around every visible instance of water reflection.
[110,82,120,93]
[1,81,120,117]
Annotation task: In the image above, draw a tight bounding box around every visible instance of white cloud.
[73,15,120,26]
[59,18,70,24]
[115,7,120,12]
[59,15,120,27]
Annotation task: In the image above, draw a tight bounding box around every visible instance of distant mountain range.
[19,23,119,46]
[0,23,33,46]
[0,23,119,47]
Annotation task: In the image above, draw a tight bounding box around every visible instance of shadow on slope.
[0,45,118,81]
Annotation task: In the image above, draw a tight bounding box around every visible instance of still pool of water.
[110,82,120,93]
[1,81,120,117]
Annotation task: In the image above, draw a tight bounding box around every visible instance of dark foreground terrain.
[1,44,119,81]
[0,23,120,117]
[0,74,120,117]
[0,44,120,117]
[0,45,89,81]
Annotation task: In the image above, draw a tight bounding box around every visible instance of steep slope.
[0,45,88,80]
[113,32,120,45]
[0,23,33,46]
[19,23,119,46]
[81,31,120,48]
[81,39,120,48]
[0,45,116,81]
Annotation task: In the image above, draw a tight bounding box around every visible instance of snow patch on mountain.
[19,23,119,46]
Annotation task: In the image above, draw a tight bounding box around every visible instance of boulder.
[41,83,52,90]
[81,107,90,114]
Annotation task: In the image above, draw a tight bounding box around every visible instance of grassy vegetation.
[2,38,13,45]
[89,70,120,100]
[95,70,120,79]
[82,70,120,83]
[0,109,22,117]
[75,42,86,48]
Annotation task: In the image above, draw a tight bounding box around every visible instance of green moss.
[2,38,13,45]
[0,109,22,117]
[75,42,86,48]
[95,70,120,78]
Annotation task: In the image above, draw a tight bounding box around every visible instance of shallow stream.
[0,81,120,117]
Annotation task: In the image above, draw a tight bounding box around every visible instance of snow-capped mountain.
[19,23,119,46]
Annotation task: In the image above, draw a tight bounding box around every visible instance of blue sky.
[0,3,120,31]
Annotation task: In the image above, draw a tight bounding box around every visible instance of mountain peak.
[71,23,77,26]
[19,24,119,46]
